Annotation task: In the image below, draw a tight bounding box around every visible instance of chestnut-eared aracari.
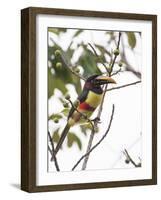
[54,75,116,155]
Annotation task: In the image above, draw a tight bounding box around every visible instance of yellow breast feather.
[85,91,103,108]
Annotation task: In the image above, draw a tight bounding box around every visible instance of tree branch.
[72,104,115,171]
[106,80,141,92]
[81,32,122,170]
[88,43,109,73]
[48,145,52,155]
[111,68,122,76]
[48,131,60,171]
[109,32,121,75]
[124,149,141,167]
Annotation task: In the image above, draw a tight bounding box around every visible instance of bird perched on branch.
[52,74,116,158]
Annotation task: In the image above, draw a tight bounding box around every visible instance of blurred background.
[48,28,142,172]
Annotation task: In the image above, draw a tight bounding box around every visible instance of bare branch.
[48,131,60,171]
[48,145,52,155]
[81,32,122,170]
[106,81,141,92]
[124,149,141,167]
[50,37,86,81]
[126,65,141,79]
[111,68,122,76]
[109,32,122,75]
[81,131,95,170]
[72,104,115,171]
[88,43,109,73]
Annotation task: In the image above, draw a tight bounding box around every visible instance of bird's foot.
[92,117,101,123]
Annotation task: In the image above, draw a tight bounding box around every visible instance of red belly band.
[78,102,95,111]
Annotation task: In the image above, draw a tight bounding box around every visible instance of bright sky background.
[48,29,142,172]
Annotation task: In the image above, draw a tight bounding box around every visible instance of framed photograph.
[21,7,157,192]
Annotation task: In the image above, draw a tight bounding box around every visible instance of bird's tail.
[52,123,70,158]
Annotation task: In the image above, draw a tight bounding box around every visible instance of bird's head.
[84,74,116,93]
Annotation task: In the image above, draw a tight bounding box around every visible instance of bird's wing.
[78,89,89,103]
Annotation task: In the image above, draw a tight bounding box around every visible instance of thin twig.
[48,131,60,171]
[106,81,141,92]
[60,52,86,81]
[124,149,141,167]
[109,32,121,75]
[126,64,141,79]
[111,68,122,76]
[110,135,142,168]
[88,43,108,73]
[72,104,115,171]
[50,36,86,81]
[48,145,52,155]
[81,131,95,170]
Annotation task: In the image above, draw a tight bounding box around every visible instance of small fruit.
[114,48,120,56]
[54,49,61,56]
[54,118,59,123]
[56,62,62,68]
[118,62,123,67]
[63,102,69,108]
[75,68,80,73]
[125,159,130,164]
[65,93,71,100]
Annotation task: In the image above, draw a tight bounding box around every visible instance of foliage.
[127,32,136,49]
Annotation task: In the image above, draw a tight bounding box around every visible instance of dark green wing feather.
[67,89,89,119]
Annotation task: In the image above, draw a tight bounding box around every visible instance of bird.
[52,74,116,157]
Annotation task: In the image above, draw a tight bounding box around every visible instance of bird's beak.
[95,75,116,85]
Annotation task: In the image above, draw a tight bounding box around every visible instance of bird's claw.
[92,117,101,123]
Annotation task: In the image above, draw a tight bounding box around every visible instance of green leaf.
[48,68,68,98]
[49,113,62,121]
[80,125,88,136]
[60,108,70,117]
[72,30,83,38]
[48,43,82,97]
[78,45,102,77]
[48,28,67,35]
[127,32,136,49]
[67,132,82,150]
[95,44,111,58]
[80,122,93,131]
[52,128,60,143]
